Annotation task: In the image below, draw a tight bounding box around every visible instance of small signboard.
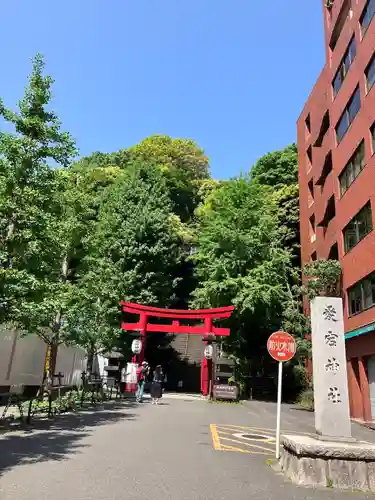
[213,384,239,401]
[267,331,296,362]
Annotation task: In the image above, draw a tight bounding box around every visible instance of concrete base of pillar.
[279,434,375,492]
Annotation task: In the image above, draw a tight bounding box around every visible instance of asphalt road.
[0,395,374,500]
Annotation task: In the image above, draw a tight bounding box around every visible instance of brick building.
[298,0,375,422]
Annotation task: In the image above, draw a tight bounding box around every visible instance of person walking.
[151,365,164,405]
[136,361,149,403]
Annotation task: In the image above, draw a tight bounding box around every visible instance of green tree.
[54,165,129,373]
[64,293,123,376]
[303,259,342,299]
[192,176,294,376]
[73,150,132,171]
[70,135,210,312]
[251,144,300,263]
[73,162,183,359]
[250,144,298,187]
[129,135,210,222]
[0,54,77,385]
[250,144,308,388]
[192,143,309,397]
[74,135,210,223]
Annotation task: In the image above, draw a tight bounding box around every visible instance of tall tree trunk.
[87,347,95,380]
[46,341,58,389]
[42,253,69,398]
[3,220,15,269]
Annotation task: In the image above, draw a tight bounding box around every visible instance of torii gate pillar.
[120,302,234,396]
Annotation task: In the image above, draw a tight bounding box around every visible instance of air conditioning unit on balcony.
[310,234,316,243]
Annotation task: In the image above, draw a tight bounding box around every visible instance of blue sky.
[1,1,324,179]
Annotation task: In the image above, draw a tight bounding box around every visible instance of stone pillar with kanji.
[310,297,351,439]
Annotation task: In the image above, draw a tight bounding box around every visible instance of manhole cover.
[232,432,275,442]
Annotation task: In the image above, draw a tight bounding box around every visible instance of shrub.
[297,388,314,411]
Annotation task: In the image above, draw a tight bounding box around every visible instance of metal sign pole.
[275,360,283,459]
[267,330,296,461]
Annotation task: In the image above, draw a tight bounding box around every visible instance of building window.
[339,141,365,196]
[360,0,375,35]
[316,151,333,189]
[343,201,373,252]
[309,214,315,231]
[318,195,336,230]
[332,37,356,96]
[371,123,375,153]
[305,114,311,134]
[330,0,352,50]
[307,145,312,164]
[348,271,375,315]
[328,242,339,260]
[335,87,360,143]
[314,111,330,147]
[308,179,314,204]
[309,214,316,243]
[366,53,375,92]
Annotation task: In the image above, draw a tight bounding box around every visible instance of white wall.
[95,354,107,380]
[0,328,87,388]
[0,329,45,387]
[55,344,87,387]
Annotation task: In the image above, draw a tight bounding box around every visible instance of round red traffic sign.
[267,331,296,362]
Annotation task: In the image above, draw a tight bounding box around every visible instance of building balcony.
[312,128,333,200]
[326,0,351,51]
[310,106,330,153]
[316,150,333,190]
[317,194,336,234]
[326,0,343,29]
[321,218,340,259]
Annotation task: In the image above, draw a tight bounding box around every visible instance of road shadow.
[0,399,138,478]
[290,406,314,413]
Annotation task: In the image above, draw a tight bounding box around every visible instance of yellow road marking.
[219,424,276,432]
[210,424,221,451]
[216,424,275,440]
[219,436,274,453]
[210,423,307,455]
[215,425,271,440]
[216,430,236,437]
[222,445,270,455]
[215,425,250,433]
[221,444,251,453]
[264,438,276,443]
[218,424,254,430]
[220,424,311,436]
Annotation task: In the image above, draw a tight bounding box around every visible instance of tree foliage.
[303,259,342,299]
[0,54,311,399]
[128,135,210,222]
[192,145,307,394]
[83,162,182,307]
[250,144,298,187]
[192,176,293,367]
[0,54,77,337]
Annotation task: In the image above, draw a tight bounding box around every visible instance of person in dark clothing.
[151,365,164,405]
[136,361,149,403]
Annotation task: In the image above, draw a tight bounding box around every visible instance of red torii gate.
[120,302,234,396]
